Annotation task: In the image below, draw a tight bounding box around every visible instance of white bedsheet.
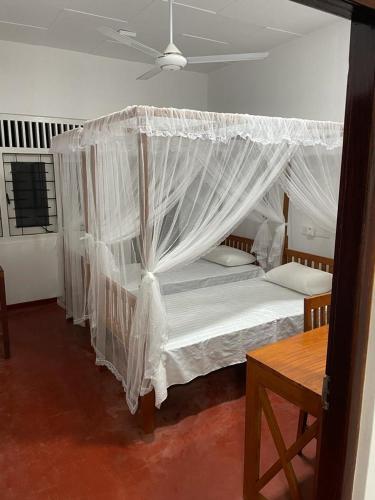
[154,278,305,406]
[126,259,264,294]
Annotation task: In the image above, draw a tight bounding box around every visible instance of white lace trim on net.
[52,105,343,152]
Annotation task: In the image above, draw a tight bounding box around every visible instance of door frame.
[288,0,375,498]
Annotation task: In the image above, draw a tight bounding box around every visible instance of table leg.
[259,387,302,500]
[244,361,262,500]
[313,413,323,498]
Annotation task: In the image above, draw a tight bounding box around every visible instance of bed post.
[80,150,90,329]
[138,391,156,433]
[81,150,89,233]
[138,132,149,262]
[82,146,98,329]
[282,193,290,264]
[136,130,156,433]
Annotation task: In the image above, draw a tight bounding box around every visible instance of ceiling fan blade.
[136,67,162,80]
[187,52,269,64]
[98,26,162,58]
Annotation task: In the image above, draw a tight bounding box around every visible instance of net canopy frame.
[52,105,343,413]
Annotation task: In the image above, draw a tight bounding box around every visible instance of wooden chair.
[0,267,10,359]
[297,293,331,445]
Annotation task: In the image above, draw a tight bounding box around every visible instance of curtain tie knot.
[141,270,156,284]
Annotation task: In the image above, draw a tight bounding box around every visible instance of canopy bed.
[52,105,342,431]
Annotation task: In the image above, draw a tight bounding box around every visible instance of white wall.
[0,40,208,119]
[0,40,208,304]
[208,20,350,258]
[208,20,350,122]
[0,235,59,305]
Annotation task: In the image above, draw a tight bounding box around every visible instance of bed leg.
[138,390,156,434]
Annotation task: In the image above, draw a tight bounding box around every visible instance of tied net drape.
[250,184,286,269]
[53,106,343,413]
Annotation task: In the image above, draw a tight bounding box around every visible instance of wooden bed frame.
[284,248,334,273]
[221,234,254,254]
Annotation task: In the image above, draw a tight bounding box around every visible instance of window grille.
[11,162,50,228]
[3,153,57,236]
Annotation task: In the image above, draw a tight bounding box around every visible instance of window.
[11,162,49,228]
[3,153,57,236]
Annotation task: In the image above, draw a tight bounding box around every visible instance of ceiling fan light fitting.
[157,52,187,69]
[161,64,182,71]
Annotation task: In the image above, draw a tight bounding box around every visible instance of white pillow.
[264,261,332,296]
[203,245,256,267]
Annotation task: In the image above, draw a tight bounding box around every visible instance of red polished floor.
[0,302,315,500]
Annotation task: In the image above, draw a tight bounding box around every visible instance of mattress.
[125,259,264,295]
[154,278,305,406]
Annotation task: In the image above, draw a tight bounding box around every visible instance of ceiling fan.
[99,0,269,80]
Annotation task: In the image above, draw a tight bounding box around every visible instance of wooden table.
[243,326,328,500]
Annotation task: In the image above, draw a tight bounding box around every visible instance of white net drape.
[250,185,285,269]
[280,145,342,234]
[53,106,343,412]
[251,143,342,269]
[57,136,87,325]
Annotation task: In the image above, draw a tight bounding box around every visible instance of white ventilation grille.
[0,115,83,149]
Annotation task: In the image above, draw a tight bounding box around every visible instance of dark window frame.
[11,162,50,229]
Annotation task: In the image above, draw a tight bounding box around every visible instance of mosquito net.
[52,106,342,412]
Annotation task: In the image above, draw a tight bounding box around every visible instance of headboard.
[222,234,334,273]
[283,248,334,273]
[221,234,254,254]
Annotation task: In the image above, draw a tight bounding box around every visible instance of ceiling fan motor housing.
[157,42,187,71]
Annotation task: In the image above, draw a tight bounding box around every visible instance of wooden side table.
[243,326,328,500]
[0,266,10,359]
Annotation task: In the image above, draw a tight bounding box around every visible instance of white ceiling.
[0,0,337,72]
